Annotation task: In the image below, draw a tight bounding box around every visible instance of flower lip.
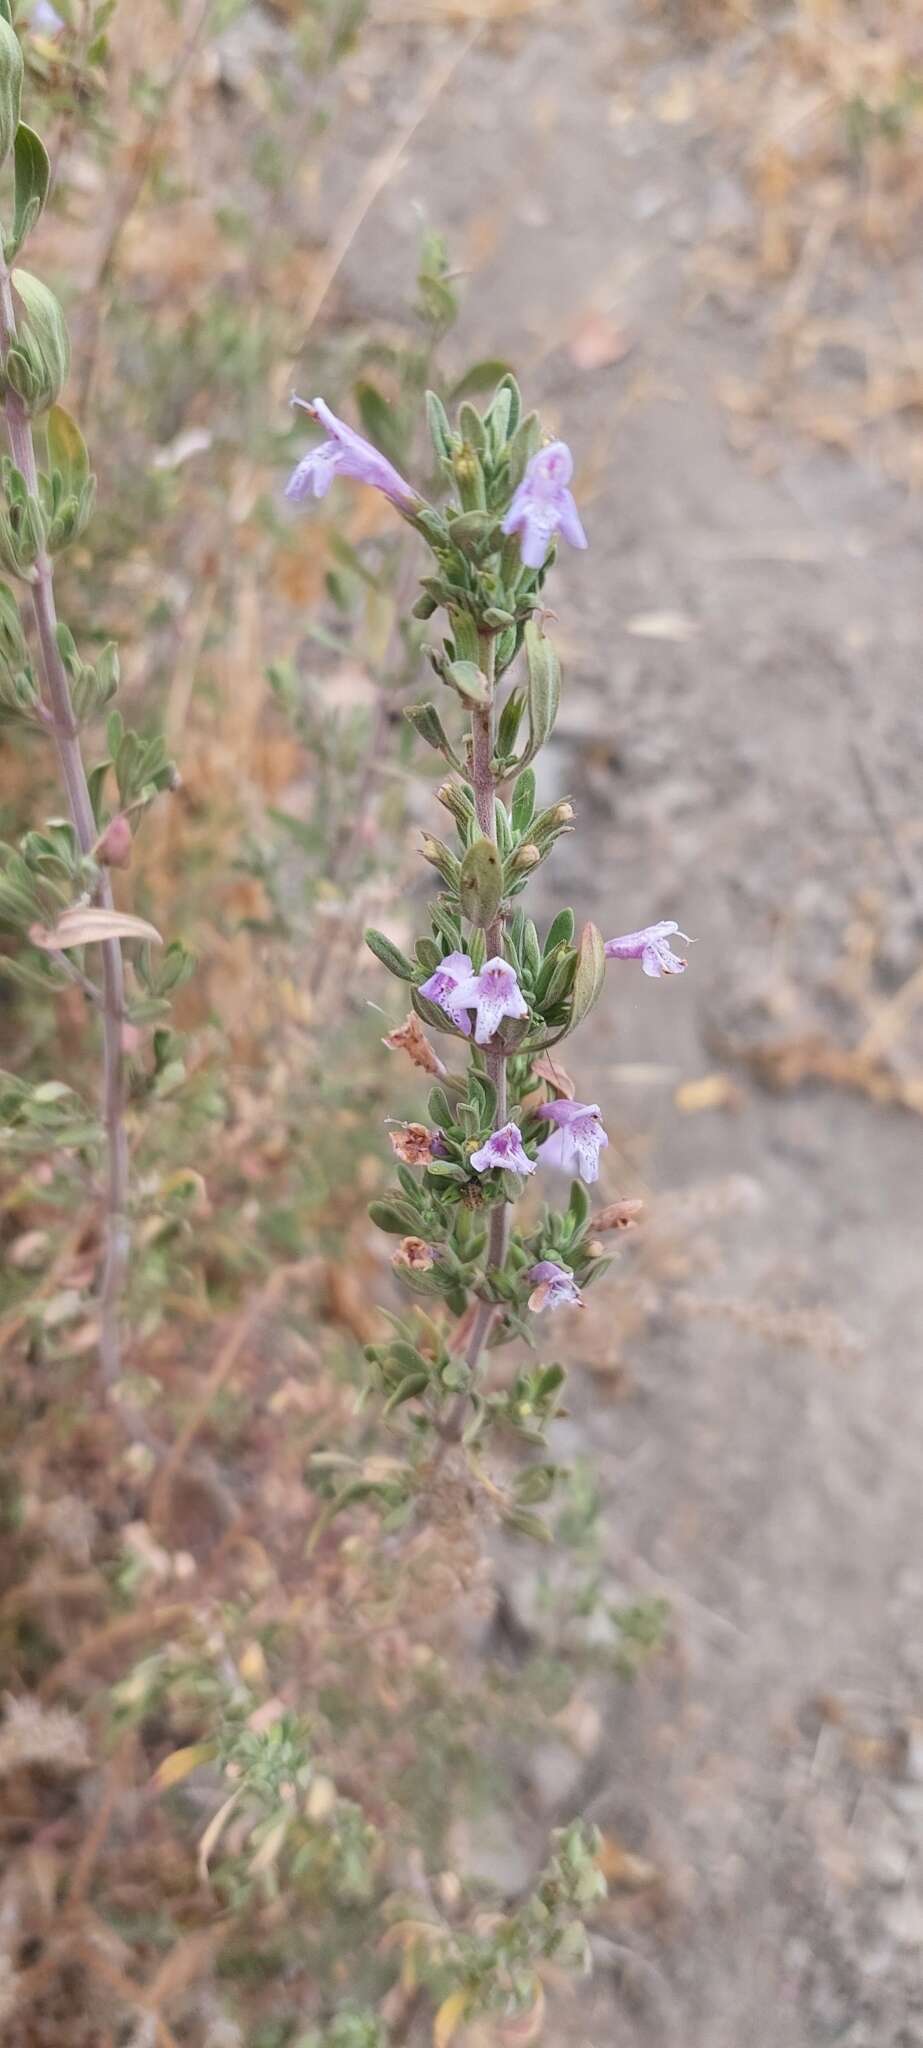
[449,957,529,1047]
[501,437,588,570]
[418,951,475,1036]
[535,1099,608,1184]
[470,1121,535,1178]
[527,1260,583,1312]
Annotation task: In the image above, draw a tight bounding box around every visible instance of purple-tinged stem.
[444,632,509,1428]
[0,261,128,1387]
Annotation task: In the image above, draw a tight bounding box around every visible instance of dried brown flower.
[383,1013,447,1078]
[389,1123,436,1165]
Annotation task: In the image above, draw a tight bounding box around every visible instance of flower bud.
[97,814,133,868]
[451,445,485,512]
[552,801,575,825]
[5,270,70,417]
[511,843,540,872]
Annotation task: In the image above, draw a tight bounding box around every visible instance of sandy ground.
[314,2,923,2039]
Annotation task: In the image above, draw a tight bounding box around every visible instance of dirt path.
[325,5,923,2036]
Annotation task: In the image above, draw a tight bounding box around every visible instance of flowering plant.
[289,381,688,1493]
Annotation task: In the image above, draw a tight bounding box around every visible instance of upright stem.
[0,264,128,1386]
[464,633,509,1376]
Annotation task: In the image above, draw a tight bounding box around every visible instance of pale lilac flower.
[501,441,588,570]
[31,1,64,29]
[536,1100,608,1184]
[604,921,689,978]
[450,957,529,1046]
[286,396,418,512]
[418,950,475,1035]
[527,1261,583,1313]
[470,1121,535,1177]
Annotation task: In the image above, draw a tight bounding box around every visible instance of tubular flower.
[536,1100,608,1183]
[527,1261,583,1312]
[470,1122,535,1177]
[449,957,528,1046]
[501,441,587,570]
[603,920,689,978]
[286,396,418,512]
[418,951,476,1035]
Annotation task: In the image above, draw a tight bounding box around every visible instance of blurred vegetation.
[0,6,657,2044]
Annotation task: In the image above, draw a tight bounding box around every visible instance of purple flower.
[31,1,64,28]
[450,957,529,1046]
[527,1261,583,1313]
[470,1122,535,1177]
[418,951,475,1035]
[604,920,689,978]
[501,441,588,571]
[286,396,418,512]
[536,1100,608,1184]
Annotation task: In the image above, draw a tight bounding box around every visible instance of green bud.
[459,838,503,927]
[5,271,70,417]
[0,17,23,170]
[419,833,460,888]
[411,590,437,620]
[451,444,485,512]
[435,778,474,826]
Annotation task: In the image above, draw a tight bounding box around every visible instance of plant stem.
[461,634,509,1384]
[0,263,128,1386]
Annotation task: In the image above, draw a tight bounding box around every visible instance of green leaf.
[445,658,488,707]
[364,928,417,981]
[545,908,575,953]
[503,1507,553,1544]
[496,686,525,759]
[45,404,89,494]
[368,1200,419,1236]
[524,620,561,760]
[569,922,606,1032]
[0,16,22,168]
[403,700,459,764]
[383,1371,430,1415]
[511,767,536,835]
[425,389,453,463]
[6,122,50,260]
[458,838,502,927]
[450,359,514,403]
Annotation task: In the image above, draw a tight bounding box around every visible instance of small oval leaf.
[569,921,606,1031]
